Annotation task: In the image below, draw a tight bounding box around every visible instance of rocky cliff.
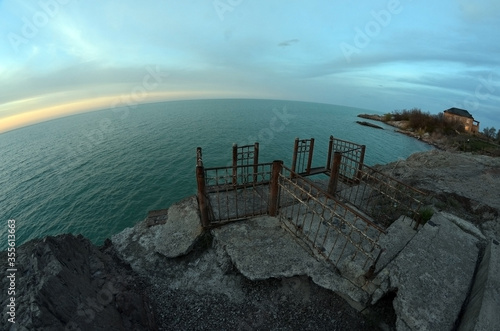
[0,235,157,330]
[375,150,500,240]
[1,150,499,330]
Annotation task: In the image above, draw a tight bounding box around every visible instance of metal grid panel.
[233,143,259,185]
[293,138,314,174]
[235,144,257,166]
[278,166,384,272]
[204,163,272,225]
[338,153,360,182]
[335,155,426,229]
[331,137,364,158]
[327,136,365,181]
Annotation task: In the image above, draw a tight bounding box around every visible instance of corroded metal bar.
[196,147,203,167]
[356,145,366,183]
[328,152,342,196]
[306,138,314,175]
[253,142,259,183]
[326,135,334,170]
[196,163,210,228]
[291,137,299,175]
[268,160,283,216]
[232,143,238,186]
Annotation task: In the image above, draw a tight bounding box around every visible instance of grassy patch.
[418,207,434,224]
[457,137,500,154]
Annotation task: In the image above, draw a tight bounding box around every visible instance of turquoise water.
[0,99,433,249]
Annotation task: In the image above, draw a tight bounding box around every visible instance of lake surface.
[0,99,433,249]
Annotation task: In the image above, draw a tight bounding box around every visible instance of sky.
[1,0,499,133]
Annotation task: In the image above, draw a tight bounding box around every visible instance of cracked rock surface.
[376,150,500,241]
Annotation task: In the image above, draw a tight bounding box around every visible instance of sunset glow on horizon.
[0,89,265,133]
[1,0,499,133]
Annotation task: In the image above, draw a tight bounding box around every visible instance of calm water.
[0,99,433,249]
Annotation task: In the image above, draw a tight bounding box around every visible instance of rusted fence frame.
[268,160,282,216]
[334,153,427,229]
[291,138,315,175]
[201,162,274,226]
[280,165,386,232]
[327,135,366,180]
[196,147,386,272]
[196,147,210,227]
[232,143,259,185]
[277,165,385,271]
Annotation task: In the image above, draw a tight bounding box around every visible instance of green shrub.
[418,207,434,224]
[391,108,465,136]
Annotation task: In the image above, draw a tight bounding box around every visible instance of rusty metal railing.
[205,163,273,225]
[278,165,385,272]
[197,145,274,226]
[232,143,259,185]
[331,154,427,229]
[291,136,366,182]
[326,135,365,182]
[291,138,315,175]
[196,140,424,276]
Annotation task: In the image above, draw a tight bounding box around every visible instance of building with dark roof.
[443,108,480,133]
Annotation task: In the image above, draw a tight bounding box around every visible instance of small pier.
[196,135,427,276]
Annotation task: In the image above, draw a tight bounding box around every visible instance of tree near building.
[483,127,497,141]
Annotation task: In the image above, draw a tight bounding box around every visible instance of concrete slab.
[374,212,480,331]
[113,196,203,261]
[458,239,500,331]
[213,216,315,280]
[375,216,418,273]
[278,198,384,287]
[212,216,370,307]
[442,211,487,242]
[153,196,204,258]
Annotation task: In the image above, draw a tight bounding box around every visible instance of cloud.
[1,1,499,131]
[278,39,299,47]
[458,0,500,21]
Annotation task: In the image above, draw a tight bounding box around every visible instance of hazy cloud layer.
[0,0,499,132]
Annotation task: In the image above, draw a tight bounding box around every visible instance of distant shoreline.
[357,114,445,150]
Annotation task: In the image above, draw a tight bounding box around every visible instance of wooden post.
[326,135,334,171]
[196,148,209,228]
[328,152,342,196]
[232,143,238,185]
[268,160,283,216]
[306,138,314,175]
[356,145,366,183]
